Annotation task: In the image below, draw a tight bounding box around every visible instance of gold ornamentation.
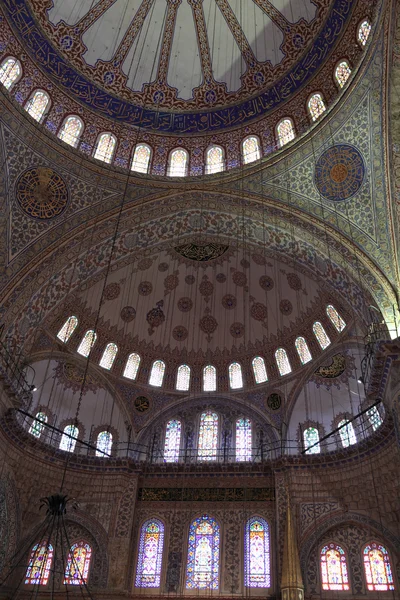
[16,167,68,219]
[314,353,346,378]
[174,243,229,262]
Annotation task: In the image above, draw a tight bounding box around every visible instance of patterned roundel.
[314,144,365,202]
[16,167,69,219]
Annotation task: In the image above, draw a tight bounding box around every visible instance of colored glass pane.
[25,91,49,122]
[245,517,270,587]
[363,543,394,591]
[164,419,182,462]
[77,330,97,357]
[198,411,218,461]
[64,542,92,585]
[99,342,118,370]
[132,144,151,173]
[243,136,260,164]
[29,412,47,438]
[304,427,320,454]
[277,119,295,147]
[236,418,252,462]
[335,61,351,88]
[320,544,349,590]
[275,348,291,376]
[123,353,141,380]
[295,337,312,364]
[0,57,21,90]
[149,360,165,387]
[308,93,326,121]
[313,322,331,349]
[358,20,371,46]
[367,406,382,431]
[168,149,188,176]
[203,365,217,392]
[96,431,112,457]
[206,146,224,174]
[186,515,220,589]
[338,420,356,447]
[135,519,165,587]
[228,362,243,389]
[252,356,268,384]
[57,315,78,343]
[94,133,115,163]
[25,542,54,585]
[176,364,191,391]
[59,424,79,452]
[58,116,83,148]
[326,305,346,332]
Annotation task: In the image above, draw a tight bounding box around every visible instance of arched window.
[363,543,394,591]
[277,118,295,147]
[149,360,165,387]
[77,330,97,357]
[95,431,112,457]
[320,543,350,590]
[244,517,271,587]
[29,412,48,438]
[358,19,371,46]
[58,116,83,148]
[168,148,188,177]
[236,418,252,461]
[99,342,118,370]
[123,353,141,380]
[135,519,165,588]
[186,515,220,589]
[164,419,182,462]
[367,405,382,431]
[57,315,78,343]
[303,426,320,454]
[313,322,331,349]
[337,420,356,447]
[59,424,79,452]
[64,541,92,585]
[25,90,50,122]
[326,305,346,332]
[252,356,268,384]
[295,337,312,364]
[198,411,219,461]
[93,133,116,163]
[308,93,326,122]
[228,362,243,389]
[275,348,292,376]
[242,136,261,164]
[206,145,224,174]
[176,364,191,391]
[335,61,351,88]
[132,143,152,174]
[25,542,54,585]
[203,365,217,392]
[0,57,22,90]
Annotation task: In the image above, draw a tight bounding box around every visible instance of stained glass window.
[57,316,78,343]
[313,322,331,349]
[326,305,346,332]
[25,542,54,585]
[64,542,92,585]
[358,20,371,46]
[176,364,191,391]
[135,519,165,588]
[275,348,291,376]
[59,424,79,452]
[99,342,118,370]
[186,515,220,589]
[25,90,50,122]
[320,544,350,590]
[308,93,326,122]
[164,419,182,462]
[206,145,224,174]
[123,353,141,380]
[77,330,97,357]
[29,412,47,438]
[236,418,252,461]
[0,57,21,90]
[335,61,351,88]
[228,362,243,389]
[244,517,270,587]
[252,356,268,384]
[363,543,394,591]
[168,148,188,177]
[149,360,165,387]
[198,411,218,461]
[277,118,295,147]
[338,419,356,447]
[243,136,261,164]
[203,365,217,392]
[58,116,83,148]
[295,337,312,364]
[93,133,116,163]
[96,431,112,457]
[132,143,151,174]
[304,427,320,454]
[367,405,382,431]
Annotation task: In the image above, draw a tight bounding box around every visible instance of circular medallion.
[16,167,69,220]
[259,275,274,291]
[185,275,196,285]
[178,297,193,313]
[199,314,218,335]
[250,302,268,321]
[173,325,188,341]
[216,273,226,283]
[138,258,152,270]
[230,322,244,338]
[222,294,237,310]
[104,282,121,301]
[120,306,136,322]
[134,396,150,413]
[314,145,365,201]
[287,273,302,290]
[266,393,282,411]
[280,299,293,316]
[138,281,153,296]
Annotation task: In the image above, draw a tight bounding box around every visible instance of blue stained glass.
[186,515,220,589]
[245,517,270,587]
[135,519,165,588]
[164,419,182,462]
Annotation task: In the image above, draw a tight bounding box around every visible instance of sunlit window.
[29,412,47,438]
[164,419,182,463]
[363,543,394,591]
[367,405,382,431]
[275,348,291,376]
[228,362,243,389]
[236,418,252,461]
[277,118,295,147]
[244,517,270,587]
[149,360,165,387]
[335,61,351,88]
[25,542,53,585]
[123,353,141,380]
[337,419,356,447]
[176,364,191,391]
[321,543,350,590]
[0,57,22,90]
[168,148,188,177]
[295,337,312,364]
[77,330,97,357]
[99,342,118,370]
[203,365,217,392]
[93,133,116,163]
[206,145,224,174]
[136,519,165,587]
[242,136,261,164]
[64,541,92,585]
[132,143,152,174]
[57,316,78,343]
[358,19,371,46]
[25,90,50,122]
[308,93,326,122]
[59,424,79,452]
[313,322,331,349]
[326,305,346,332]
[303,427,320,454]
[58,116,83,148]
[252,356,268,384]
[96,431,112,457]
[186,515,220,589]
[198,411,219,461]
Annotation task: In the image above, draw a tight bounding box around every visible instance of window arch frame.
[205,144,225,175]
[276,117,296,148]
[59,423,79,453]
[242,135,261,164]
[24,88,51,123]
[93,132,117,164]
[295,336,312,365]
[0,55,22,90]
[95,430,113,457]
[77,329,97,357]
[163,418,182,463]
[99,342,118,370]
[326,304,346,332]
[362,541,395,591]
[228,361,244,390]
[307,92,327,122]
[176,364,191,391]
[203,364,217,392]
[25,541,54,585]
[123,352,141,380]
[244,516,271,588]
[312,321,331,350]
[275,347,292,376]
[197,411,219,461]
[64,540,92,585]
[320,542,350,591]
[167,147,189,177]
[357,18,372,47]
[57,315,78,343]
[185,514,220,589]
[135,518,165,588]
[302,423,323,454]
[149,359,166,387]
[252,356,268,384]
[336,417,357,448]
[57,114,84,148]
[334,59,352,89]
[131,143,152,174]
[28,411,49,439]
